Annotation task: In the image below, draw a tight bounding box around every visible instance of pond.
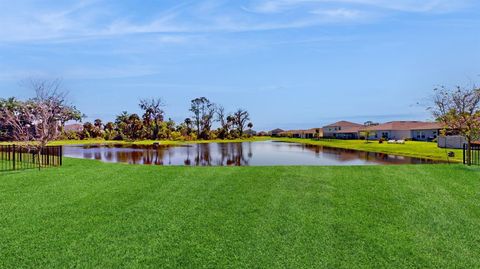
[63,141,442,166]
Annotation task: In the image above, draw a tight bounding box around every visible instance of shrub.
[170,131,184,141]
[59,131,80,140]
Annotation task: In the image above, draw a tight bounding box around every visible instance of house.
[64,123,84,133]
[279,128,323,139]
[269,128,285,137]
[303,128,323,139]
[278,130,302,138]
[244,129,257,136]
[323,121,363,139]
[359,121,442,141]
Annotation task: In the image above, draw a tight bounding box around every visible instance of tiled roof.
[280,128,322,135]
[360,121,443,131]
[323,121,363,128]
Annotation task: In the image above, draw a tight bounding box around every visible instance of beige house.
[322,121,363,139]
[359,121,442,141]
[269,128,285,137]
[280,128,322,138]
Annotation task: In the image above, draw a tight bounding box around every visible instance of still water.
[63,141,441,166]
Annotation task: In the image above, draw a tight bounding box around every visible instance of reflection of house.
[279,128,322,139]
[322,121,363,139]
[359,121,442,141]
[269,128,285,137]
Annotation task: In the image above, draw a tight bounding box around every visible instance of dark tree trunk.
[467,139,472,166]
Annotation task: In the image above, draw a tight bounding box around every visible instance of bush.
[379,138,385,144]
[104,130,118,141]
[170,131,184,141]
[59,131,80,140]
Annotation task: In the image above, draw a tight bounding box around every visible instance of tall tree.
[189,97,216,139]
[216,105,231,139]
[126,114,143,140]
[104,122,115,132]
[139,98,164,139]
[115,111,130,139]
[429,85,480,165]
[0,79,81,168]
[232,109,250,137]
[0,97,21,140]
[94,119,103,129]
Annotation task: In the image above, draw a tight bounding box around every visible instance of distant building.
[269,128,285,137]
[244,129,257,136]
[279,128,322,139]
[359,121,442,141]
[323,121,363,139]
[64,123,84,133]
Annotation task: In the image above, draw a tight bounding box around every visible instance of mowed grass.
[273,138,464,162]
[1,159,480,268]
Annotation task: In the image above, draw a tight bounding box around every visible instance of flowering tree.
[0,79,82,168]
[429,85,480,165]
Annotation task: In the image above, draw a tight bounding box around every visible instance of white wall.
[411,129,439,141]
[438,136,466,149]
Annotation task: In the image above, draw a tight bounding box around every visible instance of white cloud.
[0,0,473,43]
[310,8,364,20]
[248,0,472,14]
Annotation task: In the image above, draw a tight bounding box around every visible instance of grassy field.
[273,138,463,163]
[1,158,479,268]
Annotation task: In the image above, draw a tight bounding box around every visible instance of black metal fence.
[0,145,62,171]
[463,144,480,166]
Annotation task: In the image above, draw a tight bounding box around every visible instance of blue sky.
[0,0,479,130]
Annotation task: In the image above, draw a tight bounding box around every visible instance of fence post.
[12,144,16,171]
[463,144,466,165]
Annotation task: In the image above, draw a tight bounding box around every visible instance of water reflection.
[63,141,442,166]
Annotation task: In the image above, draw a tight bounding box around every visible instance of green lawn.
[1,159,479,268]
[273,138,464,163]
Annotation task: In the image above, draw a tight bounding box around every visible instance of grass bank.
[46,136,271,146]
[273,138,463,163]
[1,137,270,146]
[1,159,479,268]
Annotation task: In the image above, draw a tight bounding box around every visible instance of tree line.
[73,97,253,141]
[0,79,254,143]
